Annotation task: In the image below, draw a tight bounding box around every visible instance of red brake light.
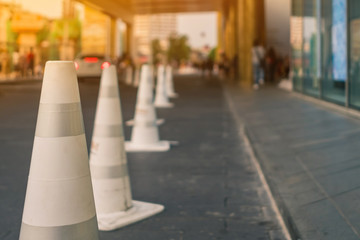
[101,61,111,69]
[74,62,79,70]
[84,57,99,63]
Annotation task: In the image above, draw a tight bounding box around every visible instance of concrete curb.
[223,85,293,240]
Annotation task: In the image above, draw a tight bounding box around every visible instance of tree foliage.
[51,18,81,40]
[151,38,163,65]
[167,34,191,64]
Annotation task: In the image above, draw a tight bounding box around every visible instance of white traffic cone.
[90,65,164,231]
[19,61,99,240]
[154,64,174,108]
[125,66,133,85]
[166,65,178,98]
[125,64,170,152]
[126,64,164,126]
[133,67,140,87]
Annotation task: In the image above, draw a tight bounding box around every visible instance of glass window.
[349,0,360,108]
[291,0,304,92]
[302,0,320,97]
[321,0,346,105]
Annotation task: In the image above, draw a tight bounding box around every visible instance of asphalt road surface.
[0,75,285,239]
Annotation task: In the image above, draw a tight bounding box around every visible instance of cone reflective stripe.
[154,64,174,108]
[19,61,99,240]
[90,65,164,231]
[125,66,133,85]
[133,67,140,87]
[125,64,170,152]
[166,65,178,98]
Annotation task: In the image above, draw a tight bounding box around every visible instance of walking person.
[26,47,35,77]
[12,49,20,77]
[19,50,27,78]
[265,47,277,83]
[0,50,10,78]
[251,39,265,90]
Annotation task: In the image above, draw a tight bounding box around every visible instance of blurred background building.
[0,0,294,86]
[134,14,177,57]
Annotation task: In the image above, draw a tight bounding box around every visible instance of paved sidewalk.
[0,75,286,239]
[226,85,360,240]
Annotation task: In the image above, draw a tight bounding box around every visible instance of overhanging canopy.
[79,0,224,23]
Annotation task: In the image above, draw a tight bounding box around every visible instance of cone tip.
[41,60,80,104]
[100,64,118,86]
[45,60,75,67]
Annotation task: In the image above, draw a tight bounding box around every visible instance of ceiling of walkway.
[80,0,223,22]
[132,0,223,14]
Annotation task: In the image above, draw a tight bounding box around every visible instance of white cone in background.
[133,67,140,87]
[89,65,164,231]
[150,65,156,89]
[154,65,174,108]
[19,61,99,240]
[125,66,133,85]
[125,65,165,126]
[126,64,164,126]
[125,64,170,152]
[166,65,178,98]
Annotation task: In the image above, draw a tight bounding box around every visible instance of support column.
[126,23,135,59]
[236,0,265,86]
[110,17,117,59]
[217,11,225,61]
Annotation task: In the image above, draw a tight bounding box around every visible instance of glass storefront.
[349,0,360,108]
[291,0,350,106]
[291,0,303,92]
[302,0,320,97]
[321,0,346,104]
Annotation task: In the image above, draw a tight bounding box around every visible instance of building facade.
[291,0,360,109]
[134,14,177,56]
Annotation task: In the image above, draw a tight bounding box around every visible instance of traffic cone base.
[154,102,174,108]
[98,200,164,231]
[20,216,98,240]
[125,140,170,152]
[126,118,165,126]
[168,92,179,98]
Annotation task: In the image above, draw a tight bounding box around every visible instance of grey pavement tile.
[316,166,360,196]
[310,157,360,178]
[227,86,360,239]
[333,187,360,235]
[293,199,359,240]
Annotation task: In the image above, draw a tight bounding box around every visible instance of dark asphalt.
[226,86,360,240]
[0,75,285,239]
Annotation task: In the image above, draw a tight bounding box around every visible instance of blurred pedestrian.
[19,50,27,78]
[0,50,10,78]
[251,39,265,90]
[35,63,43,77]
[26,47,35,77]
[232,54,239,80]
[218,52,230,79]
[265,47,277,83]
[12,49,20,77]
[283,55,290,78]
